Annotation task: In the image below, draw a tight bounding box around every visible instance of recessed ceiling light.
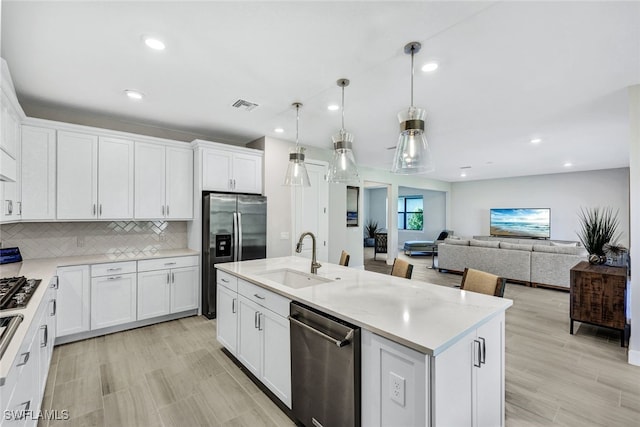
[144,37,165,51]
[530,138,542,144]
[274,128,284,133]
[327,104,339,111]
[421,62,439,72]
[125,90,144,100]
[564,162,572,167]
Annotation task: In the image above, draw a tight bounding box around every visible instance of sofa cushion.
[470,239,500,248]
[551,241,577,247]
[445,238,469,246]
[499,241,533,251]
[533,244,580,255]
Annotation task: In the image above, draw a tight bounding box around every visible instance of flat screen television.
[490,208,550,239]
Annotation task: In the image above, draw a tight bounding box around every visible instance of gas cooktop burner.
[0,276,42,310]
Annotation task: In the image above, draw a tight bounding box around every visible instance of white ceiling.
[2,1,639,182]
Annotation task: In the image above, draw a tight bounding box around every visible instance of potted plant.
[364,220,378,247]
[603,242,628,267]
[577,207,620,264]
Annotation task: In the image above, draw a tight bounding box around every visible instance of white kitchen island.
[216,256,513,427]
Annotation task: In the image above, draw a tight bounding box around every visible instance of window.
[398,196,423,230]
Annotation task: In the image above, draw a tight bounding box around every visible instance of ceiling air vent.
[232,99,259,111]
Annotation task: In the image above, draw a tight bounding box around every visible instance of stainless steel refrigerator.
[202,193,267,318]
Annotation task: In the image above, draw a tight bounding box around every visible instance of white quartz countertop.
[0,248,199,382]
[217,256,513,356]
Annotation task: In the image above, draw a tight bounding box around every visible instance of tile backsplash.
[0,221,188,259]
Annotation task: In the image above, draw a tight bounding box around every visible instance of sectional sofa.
[437,236,588,290]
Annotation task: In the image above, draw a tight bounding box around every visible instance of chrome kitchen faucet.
[295,232,321,274]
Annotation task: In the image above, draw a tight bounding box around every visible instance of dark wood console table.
[570,261,629,347]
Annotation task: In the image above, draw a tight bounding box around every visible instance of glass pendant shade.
[392,106,433,174]
[328,130,359,183]
[284,146,311,186]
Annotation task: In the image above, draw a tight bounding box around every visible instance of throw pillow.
[470,239,501,248]
[550,241,578,247]
[500,242,533,251]
[533,245,579,255]
[445,238,469,246]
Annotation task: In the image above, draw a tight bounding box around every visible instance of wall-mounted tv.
[490,208,550,239]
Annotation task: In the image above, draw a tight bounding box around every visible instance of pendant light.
[392,41,434,174]
[327,78,359,183]
[284,102,311,186]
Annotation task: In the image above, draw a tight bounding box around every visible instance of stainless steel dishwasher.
[289,301,360,427]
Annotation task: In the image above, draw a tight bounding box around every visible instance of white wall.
[398,186,446,245]
[450,168,630,245]
[364,187,388,231]
[628,85,639,366]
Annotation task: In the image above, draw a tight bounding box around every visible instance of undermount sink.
[257,268,332,289]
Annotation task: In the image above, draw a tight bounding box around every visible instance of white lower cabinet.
[362,313,505,427]
[90,273,137,330]
[216,270,291,408]
[137,256,199,320]
[1,282,56,427]
[56,265,90,337]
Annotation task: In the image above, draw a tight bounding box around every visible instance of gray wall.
[364,187,387,234]
[450,168,630,245]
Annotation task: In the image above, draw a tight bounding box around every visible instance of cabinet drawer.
[238,279,290,318]
[137,256,198,272]
[91,261,137,277]
[217,270,238,292]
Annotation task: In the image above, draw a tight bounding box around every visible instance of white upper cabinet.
[202,146,262,194]
[21,126,56,220]
[57,131,133,220]
[98,137,134,219]
[135,142,193,220]
[57,131,98,220]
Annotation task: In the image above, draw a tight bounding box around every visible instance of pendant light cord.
[341,84,345,131]
[410,45,415,108]
[295,104,300,146]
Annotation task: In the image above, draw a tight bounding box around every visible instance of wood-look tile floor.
[39,249,640,426]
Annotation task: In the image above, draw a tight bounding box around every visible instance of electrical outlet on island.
[389,371,406,407]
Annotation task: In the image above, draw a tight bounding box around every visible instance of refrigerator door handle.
[233,211,239,260]
[237,212,243,260]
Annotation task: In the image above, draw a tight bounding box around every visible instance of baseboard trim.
[628,349,640,366]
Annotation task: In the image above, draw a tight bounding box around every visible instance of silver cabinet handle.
[162,205,165,216]
[473,339,482,367]
[93,204,96,216]
[107,268,122,272]
[99,204,103,216]
[171,272,175,283]
[220,278,229,283]
[50,299,57,316]
[254,293,265,300]
[7,200,13,215]
[166,205,170,216]
[164,262,177,266]
[478,337,486,365]
[107,276,122,280]
[16,201,21,215]
[16,352,30,366]
[18,400,31,413]
[167,273,170,284]
[229,178,233,190]
[288,315,354,348]
[40,325,48,348]
[254,311,259,329]
[232,298,236,314]
[258,312,263,331]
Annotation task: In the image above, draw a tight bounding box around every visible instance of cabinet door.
[202,149,232,191]
[233,152,262,194]
[98,137,134,219]
[135,142,166,219]
[261,309,291,407]
[217,284,238,355]
[237,295,262,377]
[166,146,193,219]
[57,265,90,337]
[57,131,98,219]
[1,96,19,158]
[137,269,171,320]
[475,315,504,427]
[4,329,38,427]
[90,273,137,329]
[21,126,56,220]
[170,266,199,313]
